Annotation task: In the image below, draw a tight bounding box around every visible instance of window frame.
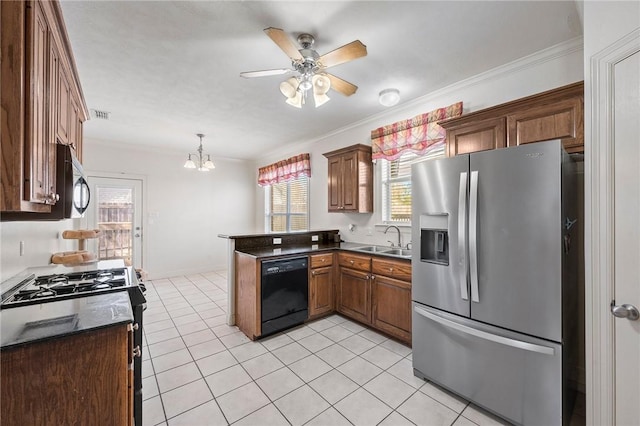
[264,175,310,233]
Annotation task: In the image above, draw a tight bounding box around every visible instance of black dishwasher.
[261,256,308,337]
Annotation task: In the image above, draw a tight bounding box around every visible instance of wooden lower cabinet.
[336,267,371,324]
[335,252,412,344]
[371,274,412,343]
[310,266,334,317]
[1,324,131,425]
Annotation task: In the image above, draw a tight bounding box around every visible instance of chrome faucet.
[384,225,402,248]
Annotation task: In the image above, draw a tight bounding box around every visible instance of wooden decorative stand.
[51,229,101,265]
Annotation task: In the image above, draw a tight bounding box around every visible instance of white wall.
[0,219,80,282]
[255,39,584,246]
[80,139,257,279]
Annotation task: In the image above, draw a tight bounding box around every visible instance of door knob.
[611,302,640,321]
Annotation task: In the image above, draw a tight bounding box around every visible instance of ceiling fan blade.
[240,68,294,78]
[326,73,358,96]
[264,27,303,61]
[319,40,367,68]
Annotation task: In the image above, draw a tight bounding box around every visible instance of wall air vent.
[91,109,110,120]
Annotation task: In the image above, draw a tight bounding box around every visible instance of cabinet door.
[341,152,358,211]
[371,274,412,344]
[24,1,50,204]
[327,156,342,211]
[337,267,370,324]
[446,117,506,157]
[56,64,71,144]
[506,97,584,152]
[309,266,334,317]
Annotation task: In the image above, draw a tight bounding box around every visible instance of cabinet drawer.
[310,253,333,268]
[338,252,371,272]
[372,258,411,282]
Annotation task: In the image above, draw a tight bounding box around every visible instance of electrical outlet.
[19,241,25,256]
[273,238,282,245]
[311,235,319,242]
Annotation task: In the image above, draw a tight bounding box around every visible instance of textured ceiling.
[60,1,582,160]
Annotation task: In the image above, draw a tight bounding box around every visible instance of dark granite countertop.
[1,291,133,350]
[236,242,411,261]
[218,230,339,239]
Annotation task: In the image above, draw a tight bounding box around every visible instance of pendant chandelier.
[183,133,215,171]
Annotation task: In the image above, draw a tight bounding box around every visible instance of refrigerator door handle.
[414,305,555,355]
[458,172,469,301]
[469,171,480,303]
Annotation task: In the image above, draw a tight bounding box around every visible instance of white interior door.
[85,176,143,269]
[612,48,640,426]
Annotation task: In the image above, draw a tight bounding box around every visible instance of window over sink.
[265,175,309,232]
[380,146,444,223]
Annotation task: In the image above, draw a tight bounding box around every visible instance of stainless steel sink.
[384,248,413,257]
[351,245,412,259]
[352,246,393,253]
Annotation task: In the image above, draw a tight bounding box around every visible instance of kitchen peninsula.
[219,230,412,345]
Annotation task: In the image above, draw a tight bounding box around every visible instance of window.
[265,176,309,232]
[380,145,445,223]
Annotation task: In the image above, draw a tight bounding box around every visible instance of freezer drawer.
[412,303,565,425]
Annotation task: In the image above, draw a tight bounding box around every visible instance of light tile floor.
[141,271,581,426]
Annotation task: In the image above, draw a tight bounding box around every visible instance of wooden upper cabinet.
[446,117,506,156]
[23,0,52,207]
[1,0,88,214]
[56,62,71,145]
[506,96,584,152]
[323,144,373,213]
[441,82,584,157]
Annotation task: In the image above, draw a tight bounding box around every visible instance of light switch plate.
[273,238,282,245]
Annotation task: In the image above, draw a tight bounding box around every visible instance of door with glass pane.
[86,177,143,268]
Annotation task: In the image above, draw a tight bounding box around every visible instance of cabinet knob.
[132,323,139,331]
[46,192,59,204]
[371,275,376,280]
[311,270,316,276]
[350,260,354,265]
[389,268,394,272]
[321,258,326,262]
[132,345,141,358]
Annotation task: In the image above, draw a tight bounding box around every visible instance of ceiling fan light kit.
[183,133,215,172]
[379,88,400,107]
[241,27,367,109]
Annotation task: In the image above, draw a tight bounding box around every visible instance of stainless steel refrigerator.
[411,140,578,425]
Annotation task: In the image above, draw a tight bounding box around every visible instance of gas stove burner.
[47,275,69,285]
[30,287,57,299]
[1,266,135,308]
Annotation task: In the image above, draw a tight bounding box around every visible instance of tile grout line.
[146,273,469,426]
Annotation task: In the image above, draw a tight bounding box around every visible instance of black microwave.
[1,144,89,221]
[55,143,90,219]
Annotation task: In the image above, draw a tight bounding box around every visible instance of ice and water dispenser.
[420,214,449,265]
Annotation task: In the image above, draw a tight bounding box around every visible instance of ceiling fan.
[240,27,367,108]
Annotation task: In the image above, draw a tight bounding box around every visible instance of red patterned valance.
[371,102,463,160]
[258,153,311,186]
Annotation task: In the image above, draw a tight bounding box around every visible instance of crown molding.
[262,36,584,164]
